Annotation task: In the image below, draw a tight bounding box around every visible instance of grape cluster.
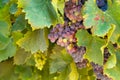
[48,0,88,69]
[96,0,108,11]
[104,48,111,64]
[64,0,83,22]
[48,22,88,68]
[34,52,47,70]
[91,62,112,80]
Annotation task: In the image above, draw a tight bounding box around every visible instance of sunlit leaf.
[18,0,57,29]
[76,29,105,65]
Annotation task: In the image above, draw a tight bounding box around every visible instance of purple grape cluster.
[48,22,84,54]
[48,22,88,68]
[91,62,112,80]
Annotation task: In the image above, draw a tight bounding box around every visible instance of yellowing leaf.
[69,61,79,80]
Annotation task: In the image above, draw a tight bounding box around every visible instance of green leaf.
[50,45,72,74]
[0,39,16,62]
[0,21,9,36]
[0,33,10,50]
[76,29,106,65]
[106,0,120,43]
[18,0,57,29]
[11,14,26,31]
[69,61,79,80]
[17,29,49,53]
[14,47,31,65]
[104,43,117,69]
[0,5,11,25]
[83,0,111,37]
[104,49,120,80]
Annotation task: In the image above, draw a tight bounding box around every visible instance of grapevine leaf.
[0,39,16,62]
[106,0,120,43]
[17,0,57,29]
[0,33,10,50]
[76,29,106,65]
[0,21,9,36]
[11,14,26,31]
[83,0,111,37]
[14,47,31,65]
[57,66,70,80]
[15,65,32,80]
[104,49,120,80]
[104,43,117,69]
[50,45,72,74]
[69,61,79,80]
[17,29,49,53]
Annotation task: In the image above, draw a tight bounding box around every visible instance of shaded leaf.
[0,39,16,62]
[11,14,26,31]
[14,47,31,65]
[0,21,9,36]
[0,33,10,50]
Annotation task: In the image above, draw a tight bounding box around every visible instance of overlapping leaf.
[17,29,49,53]
[76,29,105,65]
[104,49,120,80]
[0,39,16,62]
[106,0,120,43]
[11,14,26,31]
[18,0,57,29]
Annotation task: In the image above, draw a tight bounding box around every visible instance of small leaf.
[76,29,106,65]
[0,33,10,50]
[18,0,57,29]
[11,14,26,31]
[17,29,49,53]
[107,0,120,44]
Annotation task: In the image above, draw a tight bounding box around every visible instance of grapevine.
[0,0,120,80]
